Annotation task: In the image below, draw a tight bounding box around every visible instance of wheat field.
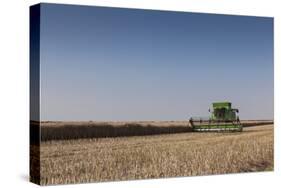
[32,123,273,185]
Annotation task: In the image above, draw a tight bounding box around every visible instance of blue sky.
[39,3,273,121]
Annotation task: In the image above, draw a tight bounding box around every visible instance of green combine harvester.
[189,102,243,132]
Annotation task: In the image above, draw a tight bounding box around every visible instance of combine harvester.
[189,102,243,132]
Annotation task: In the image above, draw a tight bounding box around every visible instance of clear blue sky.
[39,3,273,121]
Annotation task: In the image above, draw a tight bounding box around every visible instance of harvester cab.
[190,102,243,132]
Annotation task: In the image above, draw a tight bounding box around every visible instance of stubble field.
[33,122,274,185]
